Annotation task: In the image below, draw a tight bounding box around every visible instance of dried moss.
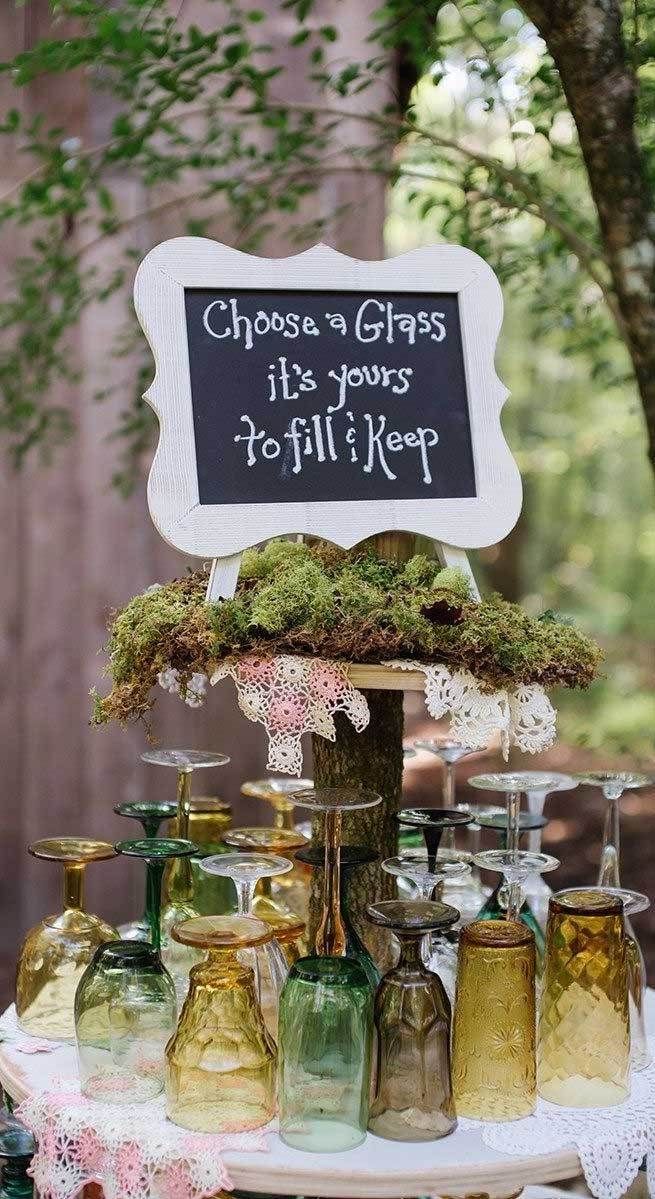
[92,540,603,727]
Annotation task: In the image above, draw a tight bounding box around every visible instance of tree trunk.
[521,0,655,471]
[311,690,404,963]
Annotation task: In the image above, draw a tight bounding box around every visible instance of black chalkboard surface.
[184,288,476,506]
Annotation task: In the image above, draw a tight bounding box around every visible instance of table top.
[1,994,652,1199]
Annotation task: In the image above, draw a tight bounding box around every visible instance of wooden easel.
[205,540,480,602]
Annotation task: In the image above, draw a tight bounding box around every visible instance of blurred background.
[0,0,653,1002]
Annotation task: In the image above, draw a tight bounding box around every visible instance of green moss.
[91,540,602,727]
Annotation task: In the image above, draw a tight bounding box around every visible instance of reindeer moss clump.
[92,539,602,726]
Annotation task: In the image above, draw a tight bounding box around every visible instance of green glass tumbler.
[279,956,373,1152]
[0,1119,34,1199]
[75,940,177,1103]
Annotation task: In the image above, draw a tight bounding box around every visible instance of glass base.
[280,1118,366,1153]
[538,1075,629,1107]
[117,919,150,942]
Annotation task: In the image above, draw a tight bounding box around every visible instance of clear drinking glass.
[367,899,458,1141]
[295,844,380,987]
[15,838,118,1041]
[114,801,177,940]
[199,852,292,1034]
[166,915,276,1132]
[452,919,537,1120]
[573,771,651,889]
[472,849,559,923]
[75,940,177,1104]
[538,888,630,1106]
[469,772,561,857]
[278,955,374,1152]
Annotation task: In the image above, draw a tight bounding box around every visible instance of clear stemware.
[473,808,548,957]
[473,849,559,923]
[382,852,469,999]
[469,772,561,857]
[414,738,481,848]
[517,773,577,928]
[395,807,472,874]
[222,826,309,926]
[199,851,292,1034]
[292,787,382,956]
[563,885,651,1071]
[141,749,230,987]
[241,777,313,832]
[113,801,177,941]
[574,771,651,888]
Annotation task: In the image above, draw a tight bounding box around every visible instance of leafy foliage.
[0,0,653,482]
[92,539,602,727]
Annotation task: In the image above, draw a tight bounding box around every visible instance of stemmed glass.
[474,808,548,955]
[517,773,577,927]
[223,825,310,925]
[292,787,382,956]
[199,852,293,1033]
[141,749,230,971]
[571,885,652,1071]
[574,771,651,887]
[241,777,313,831]
[413,738,481,848]
[114,801,176,940]
[395,807,472,872]
[382,852,471,999]
[114,838,196,953]
[295,844,380,986]
[472,849,559,924]
[469,772,562,857]
[15,838,118,1041]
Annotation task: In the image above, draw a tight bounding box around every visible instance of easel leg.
[435,543,481,601]
[205,553,242,602]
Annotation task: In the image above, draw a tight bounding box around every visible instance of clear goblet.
[573,771,651,888]
[474,808,548,958]
[382,852,470,999]
[414,738,481,848]
[516,773,577,929]
[473,849,559,924]
[223,825,309,927]
[199,851,293,1034]
[469,772,561,857]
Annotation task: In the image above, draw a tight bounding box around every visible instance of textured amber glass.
[75,941,176,1103]
[367,900,458,1142]
[452,920,536,1120]
[15,839,117,1041]
[538,889,630,1107]
[165,916,276,1132]
[279,956,373,1152]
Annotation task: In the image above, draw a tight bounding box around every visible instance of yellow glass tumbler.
[452,920,536,1120]
[165,915,276,1132]
[538,888,630,1107]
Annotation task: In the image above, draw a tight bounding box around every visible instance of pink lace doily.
[18,1080,269,1199]
[158,653,557,774]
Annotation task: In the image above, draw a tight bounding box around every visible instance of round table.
[5,997,651,1199]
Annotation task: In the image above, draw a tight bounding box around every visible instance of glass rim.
[461,918,535,949]
[551,887,624,916]
[29,837,116,863]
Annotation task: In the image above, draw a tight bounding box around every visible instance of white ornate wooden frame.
[134,237,521,597]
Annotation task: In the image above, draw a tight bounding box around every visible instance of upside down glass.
[538,889,630,1107]
[15,838,118,1041]
[367,900,458,1142]
[166,916,276,1132]
[279,955,374,1152]
[452,920,536,1120]
[75,940,177,1104]
[114,801,176,941]
[0,1118,35,1199]
[295,844,380,987]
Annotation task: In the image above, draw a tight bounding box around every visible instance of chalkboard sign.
[184,288,476,506]
[135,239,521,569]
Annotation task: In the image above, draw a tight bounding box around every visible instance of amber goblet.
[166,915,276,1132]
[16,838,117,1041]
[241,777,313,832]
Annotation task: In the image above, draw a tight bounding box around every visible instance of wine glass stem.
[526,790,547,854]
[506,881,523,922]
[316,809,347,956]
[507,791,521,857]
[598,793,621,887]
[63,863,84,911]
[145,859,165,952]
[236,881,256,916]
[442,763,456,850]
[174,768,193,900]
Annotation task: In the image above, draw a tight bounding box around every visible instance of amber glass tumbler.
[452,919,536,1120]
[538,888,630,1107]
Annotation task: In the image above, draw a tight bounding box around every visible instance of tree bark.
[311,690,404,964]
[520,0,655,470]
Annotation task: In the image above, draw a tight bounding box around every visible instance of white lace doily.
[17,1080,269,1199]
[158,653,557,774]
[387,660,557,757]
[458,1044,655,1199]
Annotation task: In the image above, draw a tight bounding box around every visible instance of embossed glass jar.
[452,919,536,1121]
[538,888,630,1107]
